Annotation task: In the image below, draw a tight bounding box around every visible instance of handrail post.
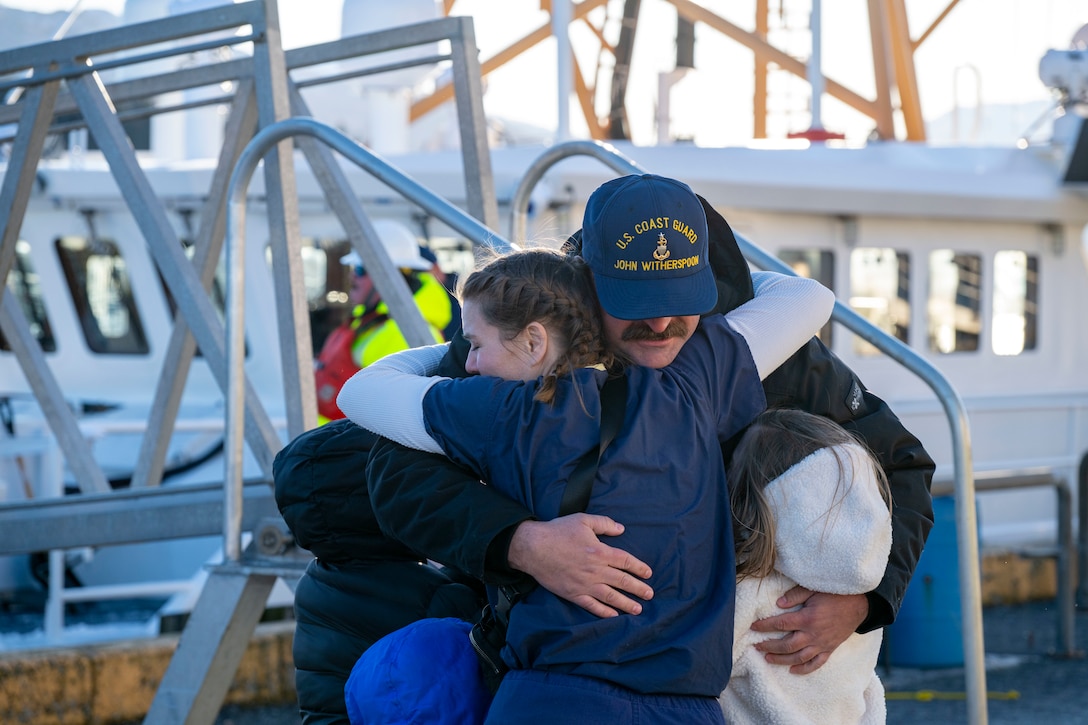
[1077,454,1088,608]
[1055,479,1076,655]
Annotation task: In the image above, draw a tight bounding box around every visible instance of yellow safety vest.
[351,272,451,368]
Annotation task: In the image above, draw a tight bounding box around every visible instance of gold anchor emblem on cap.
[652,233,671,261]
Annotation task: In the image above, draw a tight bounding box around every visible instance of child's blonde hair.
[729,408,891,580]
[459,248,614,404]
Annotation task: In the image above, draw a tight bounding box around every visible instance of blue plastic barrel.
[884,495,971,667]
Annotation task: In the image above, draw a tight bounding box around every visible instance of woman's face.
[461,300,541,381]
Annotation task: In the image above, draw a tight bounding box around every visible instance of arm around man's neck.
[365,332,654,612]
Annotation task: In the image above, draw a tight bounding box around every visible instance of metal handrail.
[1078,455,1088,609]
[509,139,987,725]
[223,117,514,562]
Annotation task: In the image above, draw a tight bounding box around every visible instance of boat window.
[991,250,1038,355]
[928,250,981,354]
[55,236,150,355]
[0,240,57,353]
[778,249,834,346]
[849,248,910,356]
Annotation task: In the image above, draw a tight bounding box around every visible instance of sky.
[3,0,1086,147]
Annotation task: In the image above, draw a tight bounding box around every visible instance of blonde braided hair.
[459,248,614,404]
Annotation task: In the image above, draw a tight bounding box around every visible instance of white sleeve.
[725,271,835,380]
[335,344,450,454]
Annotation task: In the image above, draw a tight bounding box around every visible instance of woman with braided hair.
[455,247,614,405]
[336,241,835,725]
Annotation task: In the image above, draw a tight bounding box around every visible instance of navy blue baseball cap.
[581,174,717,320]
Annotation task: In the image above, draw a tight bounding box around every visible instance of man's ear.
[523,321,551,366]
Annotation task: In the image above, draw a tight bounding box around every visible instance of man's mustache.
[621,319,690,342]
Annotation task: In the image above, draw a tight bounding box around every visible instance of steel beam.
[866,0,898,141]
[131,80,259,489]
[0,296,111,495]
[0,59,251,128]
[144,569,278,725]
[885,0,926,141]
[446,16,499,229]
[666,0,878,120]
[0,481,278,554]
[0,80,59,274]
[67,70,282,476]
[0,1,261,75]
[251,0,314,440]
[289,86,435,349]
[0,76,110,495]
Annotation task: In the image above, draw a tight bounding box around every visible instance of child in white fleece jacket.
[720,408,892,725]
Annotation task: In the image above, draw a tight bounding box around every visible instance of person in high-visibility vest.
[314,219,454,423]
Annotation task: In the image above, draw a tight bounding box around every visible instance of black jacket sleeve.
[367,437,536,585]
[754,338,935,631]
[366,330,538,587]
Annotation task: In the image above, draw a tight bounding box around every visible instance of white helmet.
[340,220,431,271]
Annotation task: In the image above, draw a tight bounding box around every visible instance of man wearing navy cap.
[580,174,721,368]
[367,174,934,677]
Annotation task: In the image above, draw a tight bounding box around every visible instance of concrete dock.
[1,551,1083,724]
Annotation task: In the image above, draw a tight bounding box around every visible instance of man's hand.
[507,514,654,618]
[750,587,868,674]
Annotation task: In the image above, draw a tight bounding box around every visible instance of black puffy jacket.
[274,418,484,725]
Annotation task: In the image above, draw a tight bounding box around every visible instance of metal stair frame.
[0,2,499,722]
